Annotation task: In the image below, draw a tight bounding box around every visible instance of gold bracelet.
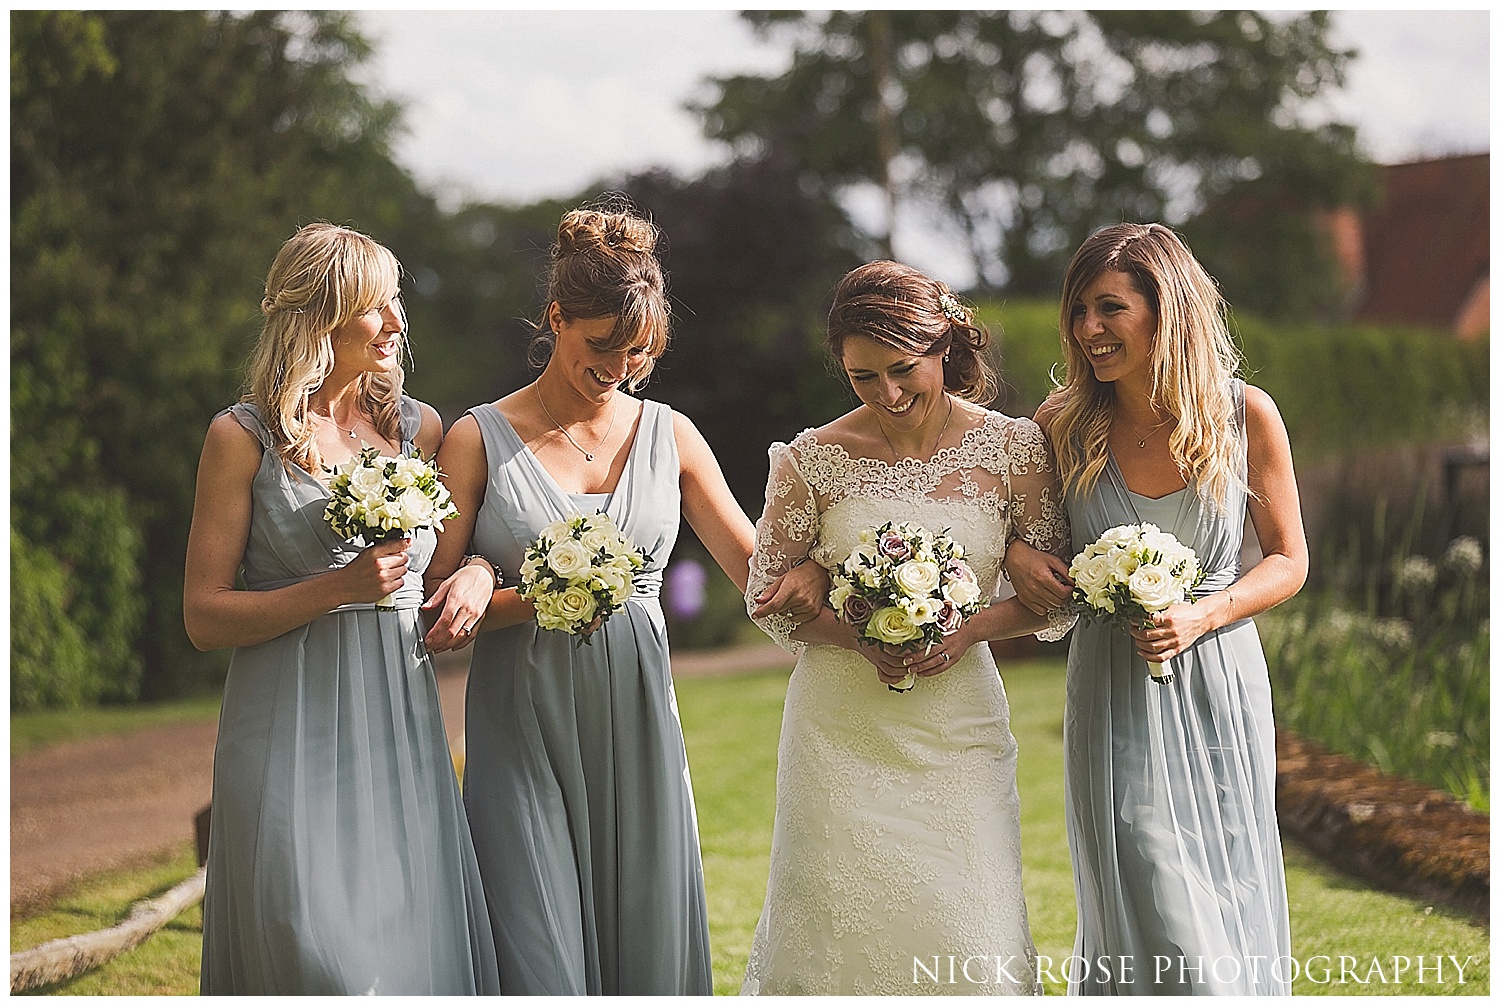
[1225,587,1236,622]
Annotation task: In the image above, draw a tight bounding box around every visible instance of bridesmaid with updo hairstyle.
[422,200,823,994]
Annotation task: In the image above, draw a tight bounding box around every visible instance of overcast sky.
[351,9,1490,284]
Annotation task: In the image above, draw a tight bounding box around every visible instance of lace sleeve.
[747,441,821,654]
[1005,418,1076,641]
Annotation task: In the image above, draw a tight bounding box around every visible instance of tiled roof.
[1355,154,1489,331]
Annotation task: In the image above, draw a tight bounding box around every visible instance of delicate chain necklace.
[1122,414,1171,449]
[536,384,617,462]
[880,394,954,462]
[316,411,360,439]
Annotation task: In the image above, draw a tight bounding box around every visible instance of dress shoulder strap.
[398,394,424,447]
[219,402,274,450]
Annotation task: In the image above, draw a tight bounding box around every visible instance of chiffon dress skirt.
[1063,379,1291,994]
[462,399,712,995]
[200,400,499,995]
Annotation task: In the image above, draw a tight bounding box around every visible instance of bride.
[742,261,1072,995]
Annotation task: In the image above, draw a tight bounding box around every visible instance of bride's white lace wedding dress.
[741,410,1070,996]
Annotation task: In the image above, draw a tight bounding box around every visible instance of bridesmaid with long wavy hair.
[1008,222,1307,995]
[185,222,499,994]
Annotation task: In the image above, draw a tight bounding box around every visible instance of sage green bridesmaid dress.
[199,399,500,995]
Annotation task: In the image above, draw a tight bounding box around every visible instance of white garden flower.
[893,560,942,598]
[1127,563,1180,612]
[1391,555,1437,593]
[1443,536,1484,576]
[866,605,923,645]
[546,538,593,579]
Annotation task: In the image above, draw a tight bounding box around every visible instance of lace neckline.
[791,411,1002,472]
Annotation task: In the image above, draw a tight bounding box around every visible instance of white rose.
[1071,552,1117,606]
[943,577,982,610]
[540,518,572,542]
[866,605,922,645]
[1128,563,1181,612]
[893,560,941,598]
[349,463,387,496]
[546,538,593,579]
[579,525,616,553]
[553,584,599,627]
[396,489,436,526]
[856,565,883,589]
[1097,524,1140,550]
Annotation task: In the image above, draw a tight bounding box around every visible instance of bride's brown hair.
[825,260,996,404]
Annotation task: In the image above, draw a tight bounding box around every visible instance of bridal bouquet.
[829,521,987,692]
[1067,522,1204,683]
[518,511,648,644]
[323,447,459,608]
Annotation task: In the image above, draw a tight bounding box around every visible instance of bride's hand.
[1129,603,1212,662]
[851,637,917,687]
[902,624,975,678]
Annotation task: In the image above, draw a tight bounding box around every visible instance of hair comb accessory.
[938,292,969,325]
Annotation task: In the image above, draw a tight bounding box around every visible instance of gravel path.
[9,644,792,914]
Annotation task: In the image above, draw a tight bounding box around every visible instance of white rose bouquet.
[323,447,459,608]
[1067,522,1204,683]
[829,520,987,692]
[517,511,648,644]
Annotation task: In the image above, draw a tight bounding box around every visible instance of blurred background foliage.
[9,11,1488,805]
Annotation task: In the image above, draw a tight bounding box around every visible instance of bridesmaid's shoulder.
[1239,383,1289,443]
[401,395,444,457]
[1031,393,1066,437]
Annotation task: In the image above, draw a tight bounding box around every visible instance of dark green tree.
[698,10,1370,311]
[11,11,425,704]
[620,155,864,509]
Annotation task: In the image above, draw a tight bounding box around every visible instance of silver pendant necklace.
[536,384,617,462]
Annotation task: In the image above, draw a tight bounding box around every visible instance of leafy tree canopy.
[11,11,423,703]
[698,10,1371,309]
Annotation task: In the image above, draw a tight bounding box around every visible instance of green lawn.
[678,659,1490,997]
[13,657,1490,995]
[10,695,222,757]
